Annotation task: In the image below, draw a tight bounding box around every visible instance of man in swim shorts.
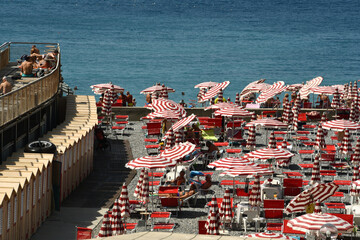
[20,56,34,77]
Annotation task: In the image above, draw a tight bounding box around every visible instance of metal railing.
[0,42,61,126]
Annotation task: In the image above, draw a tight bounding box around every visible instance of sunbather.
[165,170,186,186]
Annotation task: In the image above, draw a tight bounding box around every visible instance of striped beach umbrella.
[352,165,359,182]
[175,130,182,145]
[322,119,360,131]
[126,156,177,170]
[101,88,114,116]
[161,87,168,99]
[165,128,174,149]
[292,110,299,131]
[139,171,150,206]
[281,140,288,150]
[160,142,196,162]
[282,101,292,124]
[287,212,353,233]
[194,81,218,89]
[251,112,257,121]
[268,131,276,149]
[315,125,326,150]
[310,155,321,185]
[134,169,145,198]
[110,199,124,235]
[348,82,353,99]
[98,211,112,237]
[205,102,234,110]
[146,110,181,120]
[240,83,271,99]
[353,137,360,165]
[219,189,233,223]
[246,125,256,150]
[201,81,230,102]
[235,93,240,106]
[205,196,220,235]
[91,83,124,94]
[342,83,349,100]
[163,114,197,140]
[243,148,294,161]
[220,165,274,177]
[247,232,292,239]
[246,118,288,128]
[299,76,323,100]
[249,175,261,207]
[351,179,360,197]
[321,113,327,123]
[355,95,360,122]
[256,81,287,104]
[151,92,158,101]
[354,81,358,98]
[119,183,130,219]
[331,88,340,109]
[350,102,357,122]
[240,79,267,96]
[149,98,186,118]
[284,182,339,214]
[217,89,223,103]
[208,157,254,170]
[340,129,352,157]
[214,106,252,117]
[311,86,337,95]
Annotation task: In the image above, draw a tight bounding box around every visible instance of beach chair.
[145,122,162,138]
[241,209,258,233]
[283,178,303,200]
[263,199,285,231]
[201,129,218,141]
[159,197,181,216]
[123,222,138,233]
[150,212,175,232]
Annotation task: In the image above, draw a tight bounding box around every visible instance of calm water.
[1,0,360,106]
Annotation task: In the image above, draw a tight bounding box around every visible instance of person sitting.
[48,49,59,60]
[282,93,289,106]
[0,76,12,94]
[205,141,219,155]
[166,170,186,186]
[273,97,281,108]
[30,45,40,55]
[20,55,34,77]
[146,93,151,106]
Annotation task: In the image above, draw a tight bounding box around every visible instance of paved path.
[31,138,135,240]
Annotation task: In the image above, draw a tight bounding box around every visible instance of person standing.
[126,91,133,107]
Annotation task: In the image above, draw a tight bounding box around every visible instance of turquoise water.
[1,0,360,106]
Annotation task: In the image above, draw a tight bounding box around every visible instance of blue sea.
[1,0,360,106]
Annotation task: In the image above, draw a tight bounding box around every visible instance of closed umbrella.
[310,155,321,186]
[350,102,357,122]
[235,93,240,106]
[268,131,276,149]
[98,210,112,237]
[350,165,360,197]
[219,189,233,224]
[246,125,256,151]
[119,183,130,220]
[110,199,124,235]
[251,112,257,121]
[175,130,182,145]
[165,128,174,149]
[139,171,150,207]
[134,169,145,198]
[282,101,292,125]
[315,125,326,150]
[292,110,299,131]
[217,89,223,103]
[101,88,114,116]
[331,88,340,109]
[205,196,220,235]
[249,175,261,208]
[339,129,352,158]
[284,183,339,214]
[353,137,360,165]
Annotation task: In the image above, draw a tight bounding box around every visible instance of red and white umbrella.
[246,125,256,151]
[91,83,124,94]
[217,89,224,103]
[219,189,233,223]
[98,210,112,237]
[287,84,304,92]
[292,92,301,114]
[352,164,359,183]
[140,85,175,94]
[139,171,150,205]
[243,148,294,161]
[175,130,183,145]
[350,81,358,99]
[342,83,349,100]
[101,88,116,116]
[322,119,360,131]
[339,129,352,157]
[214,106,253,117]
[149,98,186,118]
[282,101,292,125]
[348,82,353,99]
[287,212,353,233]
[268,131,276,149]
[235,93,240,106]
[310,86,336,95]
[256,81,287,104]
[292,111,299,131]
[299,76,323,100]
[134,169,145,198]
[194,81,219,89]
[240,79,266,96]
[249,175,261,207]
[201,81,230,102]
[162,114,197,140]
[145,110,181,120]
[110,199,124,235]
[119,183,130,220]
[251,112,257,121]
[207,157,254,170]
[246,119,288,128]
[310,155,321,185]
[315,125,326,150]
[247,232,292,239]
[205,196,220,235]
[205,102,235,110]
[284,182,339,214]
[165,128,174,149]
[160,142,196,162]
[314,200,321,214]
[353,137,360,165]
[240,83,271,99]
[350,102,357,122]
[126,156,177,170]
[351,178,360,196]
[220,165,273,177]
[331,88,340,109]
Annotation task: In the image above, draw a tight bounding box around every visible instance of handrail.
[0,42,61,127]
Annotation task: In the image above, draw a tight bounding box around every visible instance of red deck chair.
[123,222,138,233]
[150,212,175,232]
[263,199,285,231]
[283,178,302,200]
[146,122,162,138]
[282,219,305,236]
[328,213,354,225]
[160,198,181,216]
